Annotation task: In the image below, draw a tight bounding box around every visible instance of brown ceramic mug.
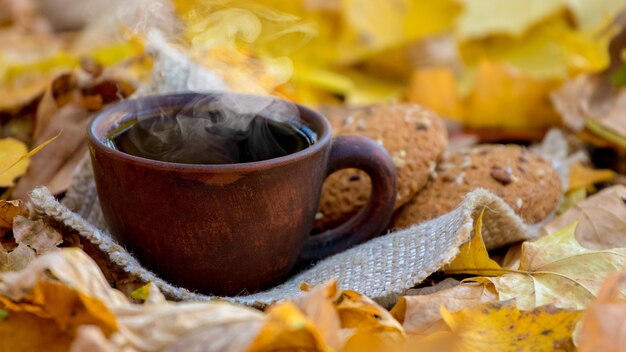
[87,92,397,295]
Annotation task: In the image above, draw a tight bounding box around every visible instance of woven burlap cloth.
[26,36,558,307]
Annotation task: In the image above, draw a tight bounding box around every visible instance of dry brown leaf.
[12,215,62,254]
[0,200,27,229]
[578,271,626,351]
[543,185,626,249]
[391,283,497,336]
[0,243,36,272]
[12,103,89,199]
[551,13,626,147]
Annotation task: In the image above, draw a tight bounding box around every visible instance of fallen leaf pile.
[0,184,626,350]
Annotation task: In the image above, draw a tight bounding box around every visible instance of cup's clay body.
[88,93,396,295]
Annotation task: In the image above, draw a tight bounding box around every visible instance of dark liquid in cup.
[107,112,317,164]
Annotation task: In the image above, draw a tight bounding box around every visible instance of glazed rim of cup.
[87,92,332,173]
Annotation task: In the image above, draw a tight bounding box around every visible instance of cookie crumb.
[454,172,466,185]
[490,166,513,185]
[516,197,523,209]
[357,119,367,131]
[428,161,438,179]
[392,155,407,168]
[461,156,473,169]
[439,162,454,171]
[343,115,355,125]
[315,212,324,220]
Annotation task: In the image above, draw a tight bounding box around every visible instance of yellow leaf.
[0,132,61,187]
[475,222,626,309]
[568,162,616,192]
[464,60,561,128]
[336,290,405,336]
[129,283,152,301]
[0,200,27,229]
[129,282,166,304]
[441,301,582,351]
[0,138,30,187]
[0,310,73,352]
[247,302,330,352]
[444,209,505,276]
[406,60,561,129]
[35,279,118,336]
[456,0,565,39]
[404,67,462,118]
[458,6,616,79]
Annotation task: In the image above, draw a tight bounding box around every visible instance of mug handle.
[299,135,397,262]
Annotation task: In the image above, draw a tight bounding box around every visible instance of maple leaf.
[445,213,626,310]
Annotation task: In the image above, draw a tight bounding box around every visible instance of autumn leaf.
[1,249,266,351]
[247,302,329,352]
[0,310,74,352]
[293,281,342,349]
[568,162,616,192]
[455,0,565,39]
[406,60,561,129]
[456,0,622,78]
[391,282,497,336]
[12,216,63,255]
[474,223,626,310]
[129,282,166,304]
[578,271,626,351]
[0,138,30,187]
[336,289,405,337]
[543,185,626,249]
[0,243,36,272]
[444,209,505,276]
[0,200,27,229]
[441,301,582,351]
